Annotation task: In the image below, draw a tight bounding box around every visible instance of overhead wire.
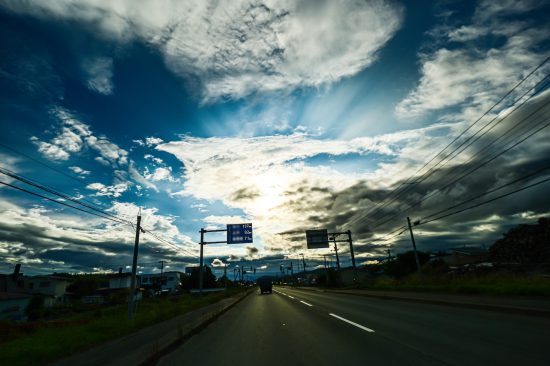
[369,103,550,230]
[342,58,550,230]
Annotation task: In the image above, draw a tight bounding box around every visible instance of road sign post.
[227,223,253,244]
[198,223,253,294]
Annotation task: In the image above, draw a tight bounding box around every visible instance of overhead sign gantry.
[198,223,253,295]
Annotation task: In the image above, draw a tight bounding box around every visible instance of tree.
[67,274,101,299]
[189,266,217,289]
[489,217,550,264]
[384,251,430,278]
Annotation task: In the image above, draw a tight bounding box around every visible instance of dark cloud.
[245,245,259,258]
[0,213,195,274]
[279,92,550,259]
[230,187,261,202]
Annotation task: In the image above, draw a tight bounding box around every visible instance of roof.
[0,292,32,300]
[28,276,71,282]
[106,273,133,278]
[451,247,489,255]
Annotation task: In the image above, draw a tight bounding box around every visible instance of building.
[141,271,184,293]
[108,272,136,289]
[444,247,490,266]
[24,276,71,306]
[0,292,32,321]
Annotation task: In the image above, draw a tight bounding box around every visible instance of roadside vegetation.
[0,288,245,366]
[354,273,550,296]
[316,218,550,296]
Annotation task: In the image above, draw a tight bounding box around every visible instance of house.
[108,272,137,289]
[24,276,71,306]
[141,271,184,293]
[0,292,32,321]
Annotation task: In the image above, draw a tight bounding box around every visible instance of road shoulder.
[288,286,550,317]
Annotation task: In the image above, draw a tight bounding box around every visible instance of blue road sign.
[227,223,253,244]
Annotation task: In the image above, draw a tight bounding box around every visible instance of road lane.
[279,286,550,365]
[157,289,446,366]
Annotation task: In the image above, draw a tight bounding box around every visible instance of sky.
[0,0,549,278]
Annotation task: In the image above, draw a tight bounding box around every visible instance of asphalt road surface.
[157,286,550,366]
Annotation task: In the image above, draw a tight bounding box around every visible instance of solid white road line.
[300,300,313,307]
[329,313,375,333]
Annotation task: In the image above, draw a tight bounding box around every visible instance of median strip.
[300,300,313,307]
[329,313,375,333]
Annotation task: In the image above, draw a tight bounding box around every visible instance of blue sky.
[0,0,549,277]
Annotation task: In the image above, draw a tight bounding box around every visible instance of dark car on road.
[257,277,272,294]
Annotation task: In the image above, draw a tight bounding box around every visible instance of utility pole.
[159,260,165,293]
[333,236,341,270]
[199,228,205,296]
[128,212,142,320]
[224,263,227,290]
[347,230,357,282]
[300,253,306,277]
[407,217,422,276]
[323,254,329,284]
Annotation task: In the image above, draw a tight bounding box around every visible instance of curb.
[143,289,253,366]
[287,286,550,318]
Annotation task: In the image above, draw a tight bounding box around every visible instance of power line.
[360,75,550,227]
[0,166,133,225]
[368,105,550,230]
[343,58,550,229]
[0,180,129,225]
[417,176,550,226]
[421,165,550,222]
[141,229,198,258]
[0,173,196,258]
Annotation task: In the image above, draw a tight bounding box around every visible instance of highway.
[157,286,550,365]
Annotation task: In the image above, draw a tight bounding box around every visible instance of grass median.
[0,288,246,366]
[351,274,550,296]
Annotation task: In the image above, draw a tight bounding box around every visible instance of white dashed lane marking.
[329,313,375,333]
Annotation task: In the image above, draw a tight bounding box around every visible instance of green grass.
[355,274,550,296]
[0,289,245,366]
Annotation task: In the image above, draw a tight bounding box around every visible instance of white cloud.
[145,137,163,146]
[1,0,403,102]
[86,182,128,197]
[144,154,163,164]
[69,166,91,175]
[157,123,457,251]
[82,57,114,95]
[33,106,128,167]
[211,258,225,267]
[395,0,549,119]
[0,199,196,273]
[31,138,70,161]
[144,166,174,182]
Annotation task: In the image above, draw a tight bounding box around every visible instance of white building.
[141,271,183,293]
[24,276,70,306]
[108,273,135,289]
